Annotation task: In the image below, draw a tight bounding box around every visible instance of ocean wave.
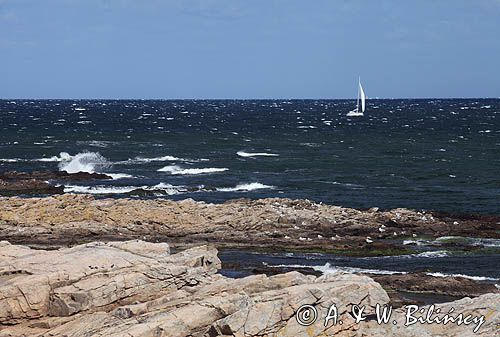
[314,263,406,275]
[265,262,498,281]
[217,182,274,192]
[236,151,279,157]
[75,140,117,148]
[412,250,449,258]
[472,238,500,247]
[58,152,109,174]
[63,185,139,194]
[402,239,428,246]
[63,183,185,195]
[433,236,500,248]
[405,237,500,249]
[0,153,71,163]
[105,173,134,180]
[0,158,23,163]
[266,262,406,276]
[35,152,73,162]
[426,272,498,282]
[134,155,183,162]
[321,181,365,189]
[121,155,209,164]
[157,165,228,175]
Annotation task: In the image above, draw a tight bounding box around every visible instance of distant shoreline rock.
[0,171,112,195]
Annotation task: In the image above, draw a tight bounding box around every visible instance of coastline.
[0,239,498,336]
[1,193,498,252]
[0,193,498,305]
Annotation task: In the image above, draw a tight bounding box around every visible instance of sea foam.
[158,165,228,175]
[217,182,274,192]
[64,183,185,195]
[237,151,279,157]
[58,152,109,174]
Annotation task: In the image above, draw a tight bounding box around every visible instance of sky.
[1,0,499,99]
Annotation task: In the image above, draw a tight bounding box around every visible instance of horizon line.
[1,96,499,101]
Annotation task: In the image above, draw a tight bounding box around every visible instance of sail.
[359,82,366,112]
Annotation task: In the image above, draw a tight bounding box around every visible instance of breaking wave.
[426,272,499,282]
[124,155,209,164]
[0,153,72,163]
[157,165,228,175]
[63,183,185,195]
[266,262,405,275]
[133,155,183,162]
[105,173,134,180]
[58,152,109,174]
[237,151,279,157]
[0,158,23,163]
[217,182,274,192]
[266,262,499,281]
[411,250,449,258]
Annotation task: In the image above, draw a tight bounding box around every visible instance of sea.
[1,99,499,283]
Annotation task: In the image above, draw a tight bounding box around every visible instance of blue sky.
[1,0,499,99]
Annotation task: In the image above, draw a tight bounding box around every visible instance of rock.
[0,241,497,336]
[0,195,498,254]
[0,171,112,181]
[0,171,111,195]
[371,272,499,298]
[0,179,64,194]
[0,240,219,325]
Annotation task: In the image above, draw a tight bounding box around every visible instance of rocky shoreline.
[0,193,498,335]
[0,240,498,336]
[220,258,499,307]
[0,193,498,252]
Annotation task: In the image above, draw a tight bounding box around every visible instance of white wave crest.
[0,158,22,163]
[402,239,428,246]
[35,152,73,162]
[0,152,72,163]
[122,155,208,164]
[314,263,407,275]
[158,165,228,175]
[217,182,274,192]
[64,185,138,194]
[266,263,406,276]
[237,151,279,157]
[32,152,72,163]
[134,155,183,162]
[105,173,134,180]
[58,152,109,174]
[426,272,499,282]
[412,250,449,258]
[64,183,185,195]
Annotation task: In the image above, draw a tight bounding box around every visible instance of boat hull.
[347,110,364,117]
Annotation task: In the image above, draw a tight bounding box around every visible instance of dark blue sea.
[1,99,500,283]
[1,99,499,214]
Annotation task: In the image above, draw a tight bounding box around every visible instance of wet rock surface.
[0,171,111,195]
[0,240,497,337]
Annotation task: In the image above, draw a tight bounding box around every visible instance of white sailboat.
[347,77,366,117]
